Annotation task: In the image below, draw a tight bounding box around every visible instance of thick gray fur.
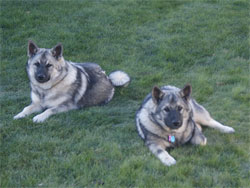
[14,41,129,123]
[136,85,235,166]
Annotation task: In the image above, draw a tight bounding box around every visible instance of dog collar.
[168,135,175,143]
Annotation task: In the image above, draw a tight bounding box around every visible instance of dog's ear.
[180,84,192,100]
[152,86,164,104]
[51,43,63,59]
[28,40,39,57]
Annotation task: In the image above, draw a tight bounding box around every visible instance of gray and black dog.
[14,41,130,123]
[136,84,235,166]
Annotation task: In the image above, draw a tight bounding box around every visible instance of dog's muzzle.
[164,115,183,129]
[35,73,50,83]
[166,121,182,129]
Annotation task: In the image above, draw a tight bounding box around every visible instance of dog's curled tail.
[109,71,130,87]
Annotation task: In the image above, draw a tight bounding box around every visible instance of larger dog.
[136,84,235,166]
[14,41,130,123]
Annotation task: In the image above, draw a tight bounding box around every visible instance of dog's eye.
[46,64,52,68]
[164,107,170,112]
[34,62,40,67]
[178,106,183,111]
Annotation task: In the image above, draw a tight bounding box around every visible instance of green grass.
[1,0,249,187]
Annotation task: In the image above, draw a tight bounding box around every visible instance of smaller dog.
[14,41,130,123]
[136,84,235,166]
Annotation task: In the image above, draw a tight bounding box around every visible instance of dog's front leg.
[147,142,176,166]
[14,103,42,119]
[32,105,73,123]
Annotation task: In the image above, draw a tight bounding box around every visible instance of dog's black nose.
[37,74,45,81]
[172,121,181,126]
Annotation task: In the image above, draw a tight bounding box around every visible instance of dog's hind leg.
[14,103,42,119]
[190,126,207,146]
[146,140,176,166]
[203,118,235,133]
[191,100,235,133]
[196,123,202,131]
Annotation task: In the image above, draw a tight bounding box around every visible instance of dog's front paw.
[221,126,235,133]
[159,153,176,166]
[33,114,47,123]
[14,112,26,120]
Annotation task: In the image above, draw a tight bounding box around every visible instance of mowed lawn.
[1,0,249,187]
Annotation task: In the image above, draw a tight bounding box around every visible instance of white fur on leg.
[219,125,235,133]
[158,151,176,166]
[33,109,53,123]
[209,119,235,133]
[14,104,42,119]
[201,137,207,146]
[149,145,176,166]
[14,111,28,119]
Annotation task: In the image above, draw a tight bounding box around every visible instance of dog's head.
[151,85,192,130]
[27,40,65,84]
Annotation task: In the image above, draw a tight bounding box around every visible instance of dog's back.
[75,62,114,107]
